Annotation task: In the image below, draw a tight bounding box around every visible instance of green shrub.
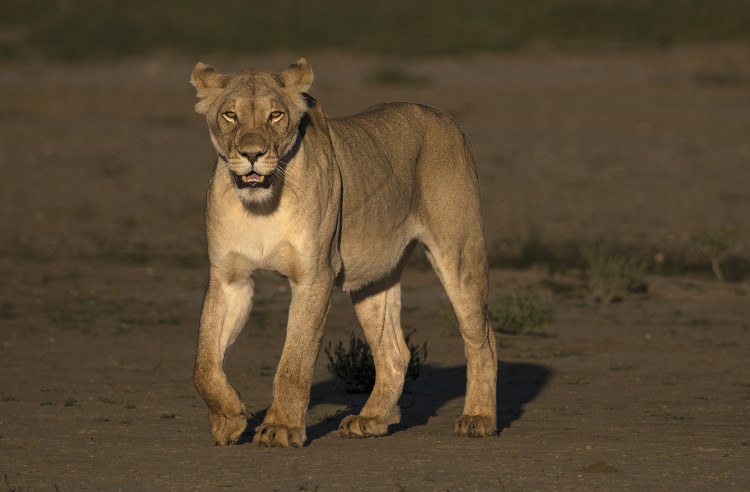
[581,243,646,304]
[690,228,739,281]
[325,331,427,394]
[488,289,554,335]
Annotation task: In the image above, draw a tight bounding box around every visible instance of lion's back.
[329,102,462,156]
[328,102,474,179]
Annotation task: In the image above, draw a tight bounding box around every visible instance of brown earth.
[1,46,749,490]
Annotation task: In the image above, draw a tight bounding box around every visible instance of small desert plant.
[488,289,554,335]
[581,243,646,304]
[690,227,739,281]
[325,330,427,394]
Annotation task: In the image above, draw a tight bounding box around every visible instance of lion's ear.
[281,57,314,93]
[191,62,226,114]
[191,62,225,90]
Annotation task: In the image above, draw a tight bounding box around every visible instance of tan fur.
[191,58,497,447]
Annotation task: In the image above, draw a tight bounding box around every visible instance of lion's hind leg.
[339,274,409,438]
[423,238,498,437]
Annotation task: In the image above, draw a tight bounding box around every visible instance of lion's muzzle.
[232,170,274,189]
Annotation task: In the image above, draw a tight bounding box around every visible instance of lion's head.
[191,58,314,204]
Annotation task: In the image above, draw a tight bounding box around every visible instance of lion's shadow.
[239,361,551,444]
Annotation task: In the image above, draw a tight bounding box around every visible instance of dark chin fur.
[235,185,278,209]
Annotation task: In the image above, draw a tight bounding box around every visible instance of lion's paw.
[453,414,496,437]
[338,415,388,438]
[209,411,248,446]
[253,423,305,448]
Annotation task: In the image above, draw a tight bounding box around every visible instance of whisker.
[271,166,303,200]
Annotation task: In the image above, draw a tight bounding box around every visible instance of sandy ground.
[1,46,749,490]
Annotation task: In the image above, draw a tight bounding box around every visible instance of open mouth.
[232,171,273,190]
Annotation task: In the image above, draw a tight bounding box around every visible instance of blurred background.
[2,0,748,279]
[2,0,750,60]
[1,0,749,283]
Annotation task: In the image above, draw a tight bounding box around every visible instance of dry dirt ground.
[1,47,749,490]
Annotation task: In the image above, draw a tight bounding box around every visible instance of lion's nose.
[239,147,265,162]
[238,134,266,162]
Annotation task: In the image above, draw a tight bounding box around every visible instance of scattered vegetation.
[2,1,750,61]
[52,304,95,334]
[325,331,427,394]
[693,68,750,87]
[489,228,582,273]
[0,240,54,263]
[690,227,739,282]
[581,243,647,304]
[485,227,748,282]
[325,334,373,393]
[488,289,554,335]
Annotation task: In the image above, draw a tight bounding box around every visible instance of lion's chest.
[207,204,304,282]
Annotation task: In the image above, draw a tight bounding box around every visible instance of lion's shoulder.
[330,101,460,135]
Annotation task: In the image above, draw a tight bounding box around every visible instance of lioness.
[190,58,497,447]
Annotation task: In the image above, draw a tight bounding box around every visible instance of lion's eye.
[222,111,237,122]
[270,111,283,121]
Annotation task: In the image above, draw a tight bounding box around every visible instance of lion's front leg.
[195,275,253,445]
[253,276,333,448]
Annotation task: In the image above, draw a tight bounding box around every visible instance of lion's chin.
[231,171,274,190]
[232,171,278,207]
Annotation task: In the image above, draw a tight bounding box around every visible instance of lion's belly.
[332,159,423,292]
[336,218,418,292]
